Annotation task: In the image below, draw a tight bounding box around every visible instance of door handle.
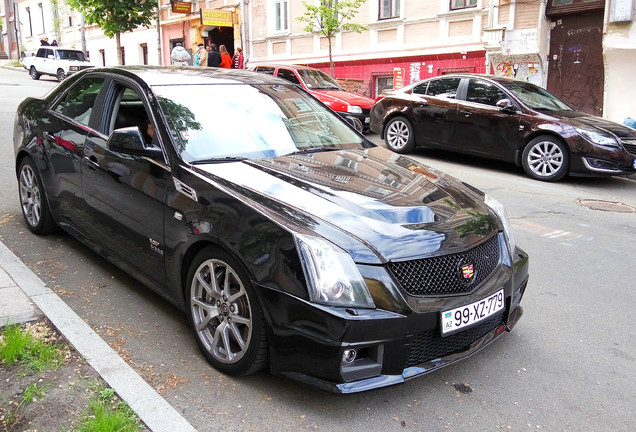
[83,155,100,171]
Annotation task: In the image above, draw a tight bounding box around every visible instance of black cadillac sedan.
[14,66,529,393]
[370,74,636,182]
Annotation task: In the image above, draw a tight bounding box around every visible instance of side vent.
[173,177,198,202]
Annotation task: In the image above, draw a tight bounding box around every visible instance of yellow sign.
[200,9,233,27]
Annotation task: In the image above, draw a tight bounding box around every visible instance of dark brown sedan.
[370,74,636,181]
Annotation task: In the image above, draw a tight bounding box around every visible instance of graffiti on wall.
[491,54,543,85]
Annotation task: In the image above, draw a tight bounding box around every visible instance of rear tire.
[186,246,268,376]
[18,158,56,234]
[384,116,415,153]
[29,66,40,80]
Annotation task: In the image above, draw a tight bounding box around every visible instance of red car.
[250,64,374,130]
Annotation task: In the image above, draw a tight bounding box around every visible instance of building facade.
[1,0,635,123]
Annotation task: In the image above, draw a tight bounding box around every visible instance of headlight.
[574,126,618,147]
[295,234,375,308]
[347,105,363,114]
[485,195,515,254]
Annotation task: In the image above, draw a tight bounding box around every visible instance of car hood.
[311,90,374,109]
[558,111,636,138]
[194,146,499,264]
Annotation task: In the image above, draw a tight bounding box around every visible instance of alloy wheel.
[19,163,42,228]
[386,119,411,151]
[190,258,253,364]
[525,140,565,177]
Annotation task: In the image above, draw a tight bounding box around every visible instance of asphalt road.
[1,67,635,431]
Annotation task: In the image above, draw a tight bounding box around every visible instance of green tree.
[66,0,156,65]
[297,0,366,77]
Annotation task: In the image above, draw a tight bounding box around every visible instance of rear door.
[413,77,461,147]
[81,80,170,283]
[39,76,106,226]
[451,78,520,160]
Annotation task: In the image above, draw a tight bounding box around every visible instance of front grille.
[387,235,500,296]
[405,312,504,367]
[621,140,636,155]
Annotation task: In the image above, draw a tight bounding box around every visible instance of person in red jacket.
[231,47,244,69]
[219,45,232,68]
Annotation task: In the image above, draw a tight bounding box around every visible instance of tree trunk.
[116,33,122,65]
[328,35,334,77]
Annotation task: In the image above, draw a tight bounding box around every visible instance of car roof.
[80,65,291,87]
[251,63,321,72]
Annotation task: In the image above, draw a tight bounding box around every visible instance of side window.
[53,77,105,126]
[110,86,154,144]
[412,82,428,95]
[36,49,46,58]
[426,78,461,99]
[276,69,301,85]
[466,79,508,107]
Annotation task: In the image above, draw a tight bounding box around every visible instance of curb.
[0,240,197,432]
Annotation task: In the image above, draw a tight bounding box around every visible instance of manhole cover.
[578,199,636,213]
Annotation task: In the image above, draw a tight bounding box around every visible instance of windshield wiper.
[286,147,339,156]
[191,156,248,164]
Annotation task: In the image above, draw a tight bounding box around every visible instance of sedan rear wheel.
[18,158,56,234]
[385,116,415,153]
[522,136,569,181]
[186,247,268,376]
[29,67,40,80]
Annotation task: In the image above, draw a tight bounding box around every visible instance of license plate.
[365,116,370,124]
[441,289,505,336]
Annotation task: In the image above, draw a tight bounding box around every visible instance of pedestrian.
[231,47,244,69]
[219,45,232,69]
[170,42,191,66]
[196,43,207,67]
[40,37,50,46]
[207,44,221,68]
[51,39,58,46]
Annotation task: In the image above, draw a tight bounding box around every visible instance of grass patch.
[0,323,64,372]
[71,383,142,432]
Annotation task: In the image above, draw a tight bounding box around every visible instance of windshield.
[501,81,571,111]
[57,50,87,61]
[152,83,366,163]
[298,69,342,90]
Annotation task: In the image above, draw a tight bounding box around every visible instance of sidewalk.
[0,239,197,432]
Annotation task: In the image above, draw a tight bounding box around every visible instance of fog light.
[343,349,357,364]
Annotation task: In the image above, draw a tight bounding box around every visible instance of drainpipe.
[156,0,162,65]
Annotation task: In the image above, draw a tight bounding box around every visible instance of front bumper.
[569,137,636,177]
[258,241,530,393]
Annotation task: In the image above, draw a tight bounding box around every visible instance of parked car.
[22,46,93,82]
[14,66,528,393]
[250,63,374,131]
[370,74,636,181]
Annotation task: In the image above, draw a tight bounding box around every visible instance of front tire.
[522,135,569,181]
[56,68,66,82]
[29,66,40,80]
[18,158,56,234]
[384,116,415,153]
[186,247,268,376]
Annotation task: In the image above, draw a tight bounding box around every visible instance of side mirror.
[344,115,364,133]
[496,99,517,112]
[108,127,163,158]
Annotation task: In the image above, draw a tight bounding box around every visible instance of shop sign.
[393,67,405,89]
[171,1,192,14]
[200,9,233,27]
